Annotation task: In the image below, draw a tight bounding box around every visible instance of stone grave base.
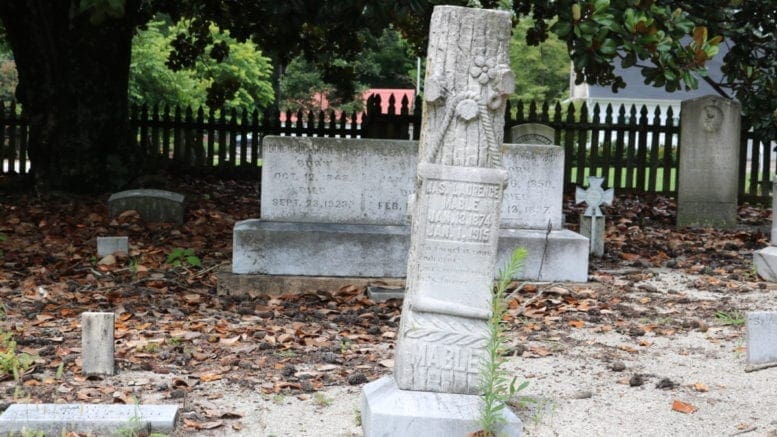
[754,246,777,282]
[217,268,404,296]
[361,376,521,437]
[232,220,589,282]
[0,404,179,435]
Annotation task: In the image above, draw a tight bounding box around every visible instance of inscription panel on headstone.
[501,145,563,229]
[747,311,777,364]
[261,137,563,229]
[261,136,416,225]
[395,163,507,394]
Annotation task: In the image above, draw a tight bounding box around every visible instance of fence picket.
[1,96,773,205]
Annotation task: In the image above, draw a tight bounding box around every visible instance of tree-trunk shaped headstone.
[393,5,514,395]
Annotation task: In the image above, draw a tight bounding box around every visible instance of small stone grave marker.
[108,189,185,223]
[511,122,555,145]
[81,312,114,376]
[0,404,179,435]
[96,236,129,257]
[747,311,777,364]
[575,176,613,256]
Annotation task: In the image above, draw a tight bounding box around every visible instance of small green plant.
[0,303,6,320]
[165,248,201,267]
[479,247,529,437]
[272,394,286,405]
[339,338,351,354]
[143,342,160,353]
[55,362,64,379]
[0,232,6,258]
[169,336,182,346]
[715,311,745,326]
[353,408,362,426]
[274,349,297,358]
[128,257,141,279]
[313,392,333,407]
[0,330,36,382]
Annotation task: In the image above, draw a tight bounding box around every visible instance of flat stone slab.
[108,189,185,224]
[232,220,588,282]
[216,268,404,296]
[366,285,405,302]
[753,246,777,282]
[747,311,777,364]
[96,236,129,257]
[0,404,179,435]
[361,376,521,437]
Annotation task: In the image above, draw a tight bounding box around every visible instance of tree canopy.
[130,18,274,112]
[0,0,773,193]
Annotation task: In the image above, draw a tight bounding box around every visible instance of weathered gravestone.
[0,404,179,435]
[753,181,777,281]
[576,176,614,257]
[232,137,588,282]
[81,312,114,376]
[96,236,129,257]
[361,6,521,436]
[676,95,740,228]
[511,122,555,145]
[108,189,185,224]
[746,311,777,365]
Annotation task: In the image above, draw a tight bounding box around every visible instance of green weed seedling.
[0,330,36,383]
[165,248,201,267]
[0,232,6,258]
[479,247,529,437]
[715,310,745,326]
[313,392,333,407]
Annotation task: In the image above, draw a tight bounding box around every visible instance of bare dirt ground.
[1,175,776,436]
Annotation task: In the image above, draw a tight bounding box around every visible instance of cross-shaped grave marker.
[576,176,614,256]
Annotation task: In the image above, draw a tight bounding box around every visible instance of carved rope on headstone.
[394,6,514,396]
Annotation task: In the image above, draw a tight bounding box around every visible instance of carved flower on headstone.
[469,56,497,84]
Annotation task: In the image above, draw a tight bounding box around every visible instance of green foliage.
[130,18,274,112]
[715,310,745,326]
[165,247,201,267]
[0,330,36,382]
[0,232,6,259]
[280,27,415,113]
[0,60,17,101]
[355,28,416,89]
[480,247,528,436]
[510,19,569,102]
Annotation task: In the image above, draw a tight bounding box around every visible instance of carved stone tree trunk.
[393,6,515,396]
[361,8,521,435]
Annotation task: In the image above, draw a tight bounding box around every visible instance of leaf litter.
[1,177,776,433]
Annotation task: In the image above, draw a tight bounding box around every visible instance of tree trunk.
[0,1,141,193]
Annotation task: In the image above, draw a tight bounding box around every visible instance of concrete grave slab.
[747,311,777,364]
[754,246,777,282]
[108,189,185,224]
[96,236,129,257]
[232,220,588,282]
[0,404,179,435]
[361,377,521,437]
